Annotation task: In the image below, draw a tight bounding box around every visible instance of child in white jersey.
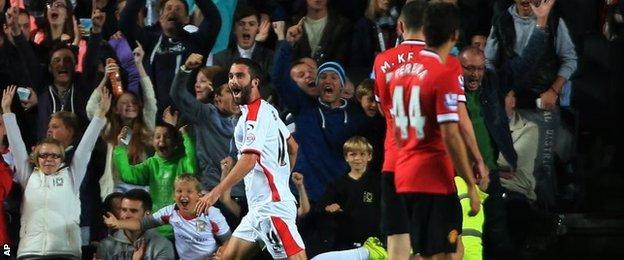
[104,174,231,259]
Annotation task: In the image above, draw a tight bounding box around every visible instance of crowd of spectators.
[0,0,621,259]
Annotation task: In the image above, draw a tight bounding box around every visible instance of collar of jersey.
[402,39,426,45]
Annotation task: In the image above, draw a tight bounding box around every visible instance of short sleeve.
[373,56,391,111]
[435,69,462,123]
[207,207,230,236]
[241,105,270,155]
[449,57,466,102]
[151,204,175,224]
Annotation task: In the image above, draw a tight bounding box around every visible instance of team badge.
[245,133,256,145]
[448,229,459,244]
[196,220,207,232]
[53,177,64,187]
[363,192,374,203]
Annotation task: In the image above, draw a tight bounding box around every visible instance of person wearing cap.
[170,53,242,203]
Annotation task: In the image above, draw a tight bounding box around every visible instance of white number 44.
[392,85,425,140]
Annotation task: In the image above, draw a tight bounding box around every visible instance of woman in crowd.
[86,44,157,197]
[2,85,110,259]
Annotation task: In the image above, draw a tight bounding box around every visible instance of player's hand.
[103,212,120,229]
[96,86,112,117]
[474,160,489,182]
[196,191,220,216]
[325,203,343,214]
[291,172,304,188]
[478,171,490,192]
[467,187,481,216]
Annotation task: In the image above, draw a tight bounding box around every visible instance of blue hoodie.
[272,41,364,201]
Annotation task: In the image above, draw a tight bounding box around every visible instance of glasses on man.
[462,65,485,73]
[38,153,62,159]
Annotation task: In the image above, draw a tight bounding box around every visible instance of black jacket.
[292,12,352,65]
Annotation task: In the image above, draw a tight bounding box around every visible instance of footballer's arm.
[440,122,481,216]
[287,136,299,171]
[196,152,259,214]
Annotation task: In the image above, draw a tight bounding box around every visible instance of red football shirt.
[390,49,464,194]
[372,40,426,173]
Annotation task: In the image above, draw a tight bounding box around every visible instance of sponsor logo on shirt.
[444,93,459,111]
[363,191,374,203]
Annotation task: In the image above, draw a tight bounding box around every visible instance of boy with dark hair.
[98,189,174,259]
[213,5,274,77]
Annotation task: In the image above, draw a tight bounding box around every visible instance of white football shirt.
[151,205,230,260]
[235,99,296,208]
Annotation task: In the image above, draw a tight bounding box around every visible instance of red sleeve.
[435,69,462,123]
[373,56,391,113]
[0,160,13,198]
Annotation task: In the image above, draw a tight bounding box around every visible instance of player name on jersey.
[391,62,428,82]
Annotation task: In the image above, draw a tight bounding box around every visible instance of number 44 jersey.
[389,49,465,195]
[235,99,297,207]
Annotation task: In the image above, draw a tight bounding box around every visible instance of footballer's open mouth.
[231,85,242,98]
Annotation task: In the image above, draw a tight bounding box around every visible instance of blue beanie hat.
[316,61,346,88]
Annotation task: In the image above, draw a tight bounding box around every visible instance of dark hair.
[399,0,427,32]
[231,58,263,85]
[18,8,30,16]
[234,4,260,23]
[123,189,153,211]
[155,121,182,149]
[103,192,124,213]
[48,43,78,64]
[157,0,189,15]
[423,2,460,48]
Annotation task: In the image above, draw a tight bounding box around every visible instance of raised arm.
[6,7,43,91]
[70,86,109,193]
[119,0,147,50]
[218,156,242,218]
[2,86,31,187]
[291,172,310,218]
[179,127,197,173]
[134,44,157,130]
[186,0,221,54]
[81,8,106,91]
[170,54,220,125]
